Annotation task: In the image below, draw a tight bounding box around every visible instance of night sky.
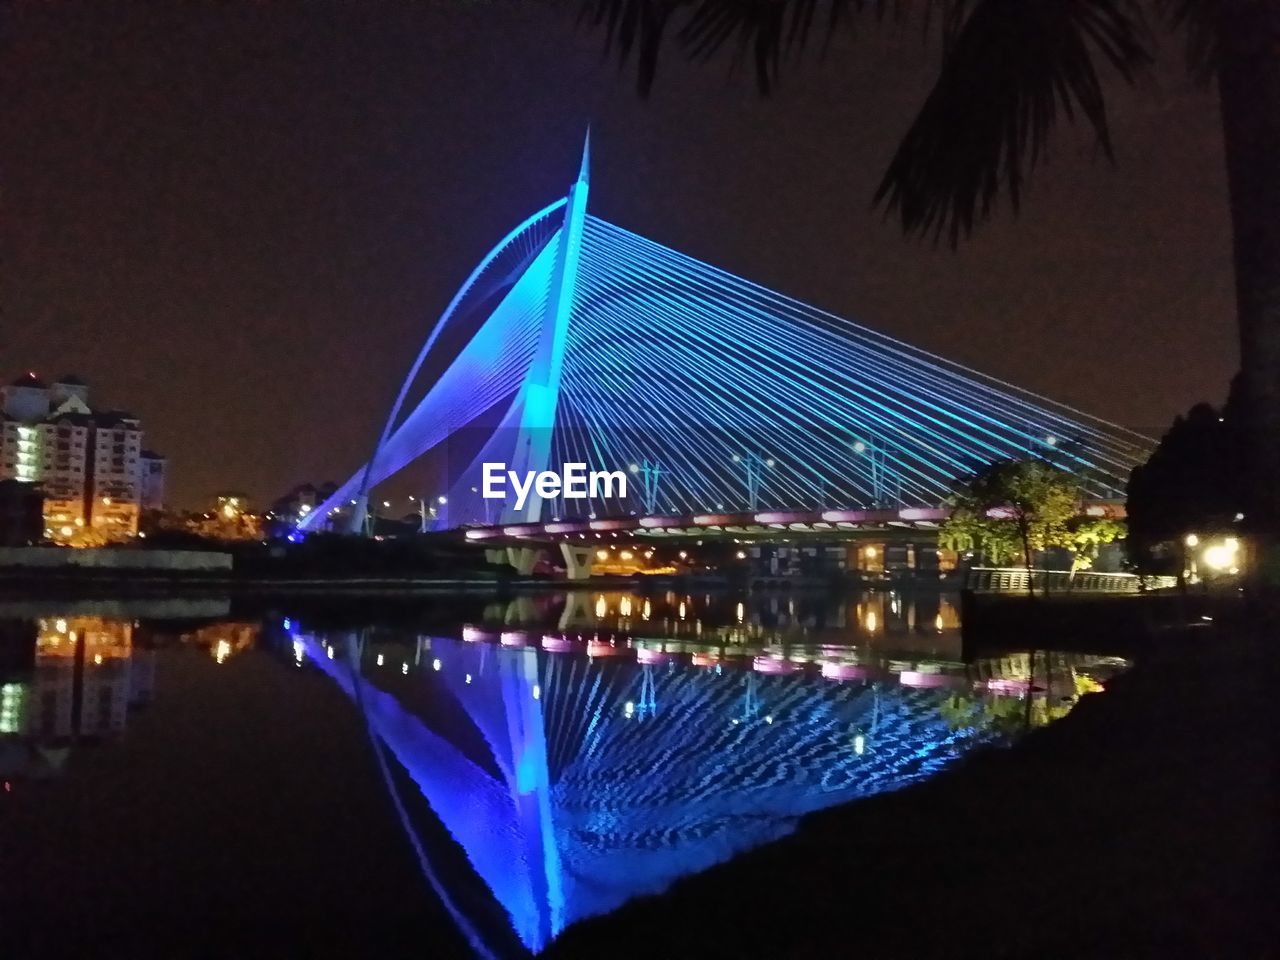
[2,1,1235,508]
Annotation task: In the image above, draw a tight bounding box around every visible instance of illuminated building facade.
[0,373,166,543]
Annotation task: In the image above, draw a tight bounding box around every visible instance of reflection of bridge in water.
[473,587,962,642]
[292,624,1125,954]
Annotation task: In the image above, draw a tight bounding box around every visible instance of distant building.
[0,373,166,544]
[139,450,167,510]
[267,482,339,535]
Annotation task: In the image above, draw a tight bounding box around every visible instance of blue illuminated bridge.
[299,135,1151,538]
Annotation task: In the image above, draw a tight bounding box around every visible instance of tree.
[938,506,1022,566]
[584,0,1280,570]
[1065,515,1125,573]
[1126,390,1245,570]
[942,458,1079,596]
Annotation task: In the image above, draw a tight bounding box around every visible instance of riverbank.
[546,615,1275,958]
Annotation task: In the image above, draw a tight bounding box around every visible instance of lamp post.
[732,452,774,511]
[628,459,663,514]
[470,485,498,525]
[852,437,901,507]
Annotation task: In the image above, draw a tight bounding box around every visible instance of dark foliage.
[1125,383,1246,566]
[581,0,1221,244]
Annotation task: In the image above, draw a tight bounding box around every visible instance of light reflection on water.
[298,588,1121,954]
[0,591,1126,956]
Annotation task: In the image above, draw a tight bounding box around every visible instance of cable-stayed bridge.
[298,135,1150,537]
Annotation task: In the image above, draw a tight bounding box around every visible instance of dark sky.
[2,1,1236,508]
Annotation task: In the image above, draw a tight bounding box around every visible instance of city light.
[1202,538,1240,572]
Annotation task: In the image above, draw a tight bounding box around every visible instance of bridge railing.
[964,567,1178,594]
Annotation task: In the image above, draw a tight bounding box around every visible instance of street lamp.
[1203,539,1239,572]
[734,452,772,511]
[628,459,663,514]
[851,436,900,507]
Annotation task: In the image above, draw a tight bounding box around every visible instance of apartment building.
[0,373,166,543]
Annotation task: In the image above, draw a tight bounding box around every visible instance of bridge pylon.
[498,131,591,525]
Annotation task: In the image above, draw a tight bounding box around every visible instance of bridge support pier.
[507,546,541,576]
[559,543,594,581]
[484,548,507,566]
[505,595,538,624]
[558,591,592,629]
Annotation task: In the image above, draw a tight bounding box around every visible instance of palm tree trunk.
[1217,1,1280,583]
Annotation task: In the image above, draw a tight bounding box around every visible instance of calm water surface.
[0,589,1127,957]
